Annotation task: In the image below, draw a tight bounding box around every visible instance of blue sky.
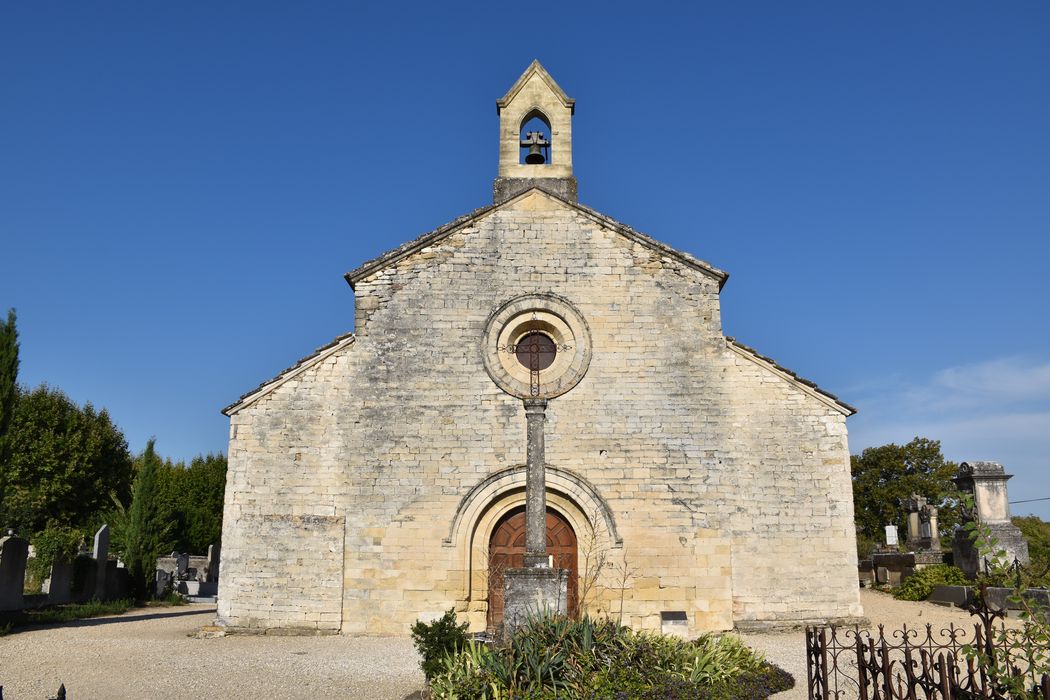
[2,3,1048,520]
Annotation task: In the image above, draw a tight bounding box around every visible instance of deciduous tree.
[851,437,960,542]
[1,385,133,533]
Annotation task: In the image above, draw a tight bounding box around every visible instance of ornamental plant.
[425,613,792,699]
[892,564,968,601]
[961,512,1050,699]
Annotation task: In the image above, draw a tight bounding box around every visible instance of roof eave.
[725,337,857,416]
[222,332,356,416]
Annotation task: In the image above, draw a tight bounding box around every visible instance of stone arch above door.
[446,465,620,603]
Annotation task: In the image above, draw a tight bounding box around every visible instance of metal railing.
[807,593,1049,699]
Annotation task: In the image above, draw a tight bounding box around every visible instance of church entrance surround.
[487,506,579,631]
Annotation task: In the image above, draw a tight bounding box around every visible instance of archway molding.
[445,464,621,601]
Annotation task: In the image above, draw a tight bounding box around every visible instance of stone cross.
[523,398,549,568]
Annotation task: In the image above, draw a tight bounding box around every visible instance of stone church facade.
[217,62,864,636]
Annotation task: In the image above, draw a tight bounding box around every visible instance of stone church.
[217,62,864,636]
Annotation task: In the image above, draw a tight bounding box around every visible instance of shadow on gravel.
[20,607,216,631]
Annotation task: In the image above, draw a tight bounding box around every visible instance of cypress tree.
[124,439,173,600]
[0,308,19,520]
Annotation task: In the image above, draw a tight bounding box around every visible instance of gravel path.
[0,591,994,699]
[0,604,424,699]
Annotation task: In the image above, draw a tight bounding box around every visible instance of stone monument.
[952,461,1029,578]
[904,494,942,567]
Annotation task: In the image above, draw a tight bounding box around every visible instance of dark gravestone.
[45,558,74,605]
[0,533,29,611]
[929,585,974,607]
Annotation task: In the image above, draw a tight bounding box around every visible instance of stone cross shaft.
[523,398,549,568]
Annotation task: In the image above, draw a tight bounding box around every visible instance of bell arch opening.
[519,109,552,165]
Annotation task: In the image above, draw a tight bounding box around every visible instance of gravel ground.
[0,591,996,699]
[0,605,424,699]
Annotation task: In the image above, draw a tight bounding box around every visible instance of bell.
[525,144,546,165]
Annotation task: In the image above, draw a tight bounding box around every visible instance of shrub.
[430,614,793,699]
[893,564,968,601]
[411,608,469,682]
[26,523,84,593]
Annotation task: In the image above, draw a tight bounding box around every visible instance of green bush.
[411,608,469,681]
[893,564,968,601]
[429,613,791,699]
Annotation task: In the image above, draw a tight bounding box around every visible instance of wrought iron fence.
[807,594,1049,700]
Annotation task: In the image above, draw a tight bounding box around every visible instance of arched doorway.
[487,506,578,630]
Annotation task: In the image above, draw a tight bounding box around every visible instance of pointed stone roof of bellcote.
[496,60,575,115]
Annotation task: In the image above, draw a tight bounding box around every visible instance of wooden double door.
[487,506,578,630]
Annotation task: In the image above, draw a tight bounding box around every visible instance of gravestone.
[929,585,974,608]
[206,544,221,582]
[44,558,73,605]
[156,569,172,597]
[92,524,109,600]
[0,532,29,611]
[175,552,189,578]
[904,494,942,566]
[884,525,898,548]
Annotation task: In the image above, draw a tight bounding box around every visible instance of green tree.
[123,439,174,600]
[169,453,226,553]
[1,385,133,534]
[850,437,961,542]
[0,308,18,517]
[1013,515,1050,583]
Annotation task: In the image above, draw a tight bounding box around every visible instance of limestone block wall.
[722,348,862,627]
[221,190,860,635]
[218,350,353,632]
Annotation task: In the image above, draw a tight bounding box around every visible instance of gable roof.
[222,332,355,416]
[343,188,729,289]
[725,337,857,416]
[497,60,575,115]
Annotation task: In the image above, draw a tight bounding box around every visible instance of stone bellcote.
[493,60,577,205]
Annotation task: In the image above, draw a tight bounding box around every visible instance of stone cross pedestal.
[503,567,569,633]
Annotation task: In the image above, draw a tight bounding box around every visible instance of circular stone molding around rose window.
[481,293,592,400]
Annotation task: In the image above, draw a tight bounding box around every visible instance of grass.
[0,597,188,635]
